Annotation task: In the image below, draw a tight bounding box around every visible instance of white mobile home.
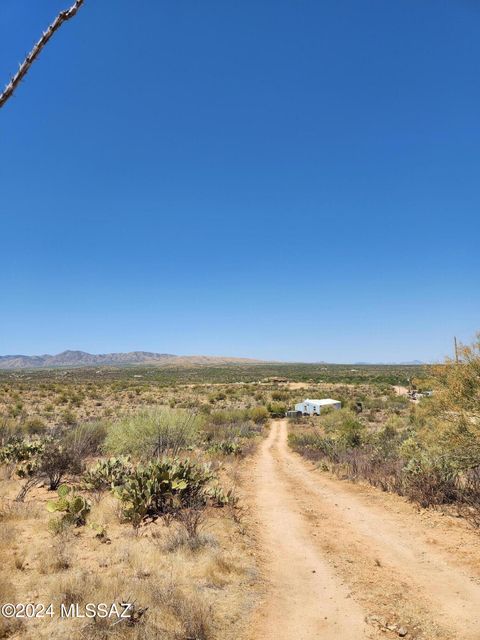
[294,398,341,416]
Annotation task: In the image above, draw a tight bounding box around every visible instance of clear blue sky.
[1,0,479,363]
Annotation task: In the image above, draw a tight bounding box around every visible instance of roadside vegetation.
[0,385,268,639]
[290,335,480,528]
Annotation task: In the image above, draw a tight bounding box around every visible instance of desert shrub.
[337,414,365,448]
[105,408,201,458]
[322,410,364,444]
[14,459,42,501]
[39,442,83,490]
[202,410,263,447]
[207,409,250,426]
[1,435,85,494]
[165,511,217,552]
[23,418,46,435]
[291,411,365,458]
[267,402,287,417]
[62,421,107,458]
[289,429,335,461]
[271,390,289,401]
[399,337,480,514]
[165,525,215,553]
[167,493,212,552]
[402,453,459,507]
[461,467,480,527]
[0,416,17,445]
[250,406,269,424]
[198,403,212,415]
[354,421,408,492]
[61,409,77,426]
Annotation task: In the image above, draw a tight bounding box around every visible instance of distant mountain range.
[0,350,262,370]
[0,350,427,370]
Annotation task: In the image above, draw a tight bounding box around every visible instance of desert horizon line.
[0,348,431,367]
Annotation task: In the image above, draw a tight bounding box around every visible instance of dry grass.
[37,534,72,574]
[0,455,257,640]
[164,526,217,554]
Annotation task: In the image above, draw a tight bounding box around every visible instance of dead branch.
[0,0,85,110]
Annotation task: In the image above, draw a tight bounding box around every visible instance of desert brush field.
[1,349,480,640]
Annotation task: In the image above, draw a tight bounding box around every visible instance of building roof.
[302,398,341,406]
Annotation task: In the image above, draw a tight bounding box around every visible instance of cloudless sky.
[1,0,479,362]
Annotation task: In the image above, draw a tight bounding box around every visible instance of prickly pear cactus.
[82,456,131,491]
[206,484,239,507]
[114,458,214,527]
[46,484,91,526]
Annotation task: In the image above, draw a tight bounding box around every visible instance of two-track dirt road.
[246,420,480,640]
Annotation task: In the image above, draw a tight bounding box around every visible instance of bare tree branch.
[0,0,85,110]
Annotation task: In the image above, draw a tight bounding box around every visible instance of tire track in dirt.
[248,420,480,640]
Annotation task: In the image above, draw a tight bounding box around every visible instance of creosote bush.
[39,442,82,490]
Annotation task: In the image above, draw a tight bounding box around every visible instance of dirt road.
[247,420,480,640]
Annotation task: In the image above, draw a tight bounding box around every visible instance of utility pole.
[454,336,459,364]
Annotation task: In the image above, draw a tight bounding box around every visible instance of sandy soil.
[245,420,480,640]
[393,385,409,396]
